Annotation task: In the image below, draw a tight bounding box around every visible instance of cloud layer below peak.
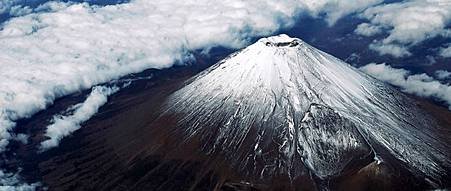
[360,63,451,110]
[40,86,118,150]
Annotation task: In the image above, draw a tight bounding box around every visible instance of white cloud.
[369,42,412,58]
[40,86,118,150]
[0,0,20,14]
[360,63,451,110]
[8,5,32,16]
[354,23,382,36]
[435,70,451,80]
[440,44,451,57]
[0,0,36,17]
[299,0,382,25]
[13,133,28,144]
[0,169,40,191]
[356,0,451,57]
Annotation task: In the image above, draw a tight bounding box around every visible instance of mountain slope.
[162,34,450,186]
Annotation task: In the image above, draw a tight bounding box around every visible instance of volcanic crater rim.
[260,34,304,48]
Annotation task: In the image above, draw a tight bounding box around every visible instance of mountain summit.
[162,34,450,187]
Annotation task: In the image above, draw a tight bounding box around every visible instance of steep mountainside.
[162,34,450,187]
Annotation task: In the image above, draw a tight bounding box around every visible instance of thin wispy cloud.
[40,86,118,150]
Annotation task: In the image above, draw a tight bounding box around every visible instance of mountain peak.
[259,34,303,47]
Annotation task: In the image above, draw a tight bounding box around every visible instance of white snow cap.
[256,34,312,51]
[259,34,303,46]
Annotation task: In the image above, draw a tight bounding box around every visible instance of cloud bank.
[40,86,118,150]
[355,0,451,57]
[360,63,451,110]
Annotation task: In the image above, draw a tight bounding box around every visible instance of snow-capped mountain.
[162,34,450,187]
[36,34,451,191]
